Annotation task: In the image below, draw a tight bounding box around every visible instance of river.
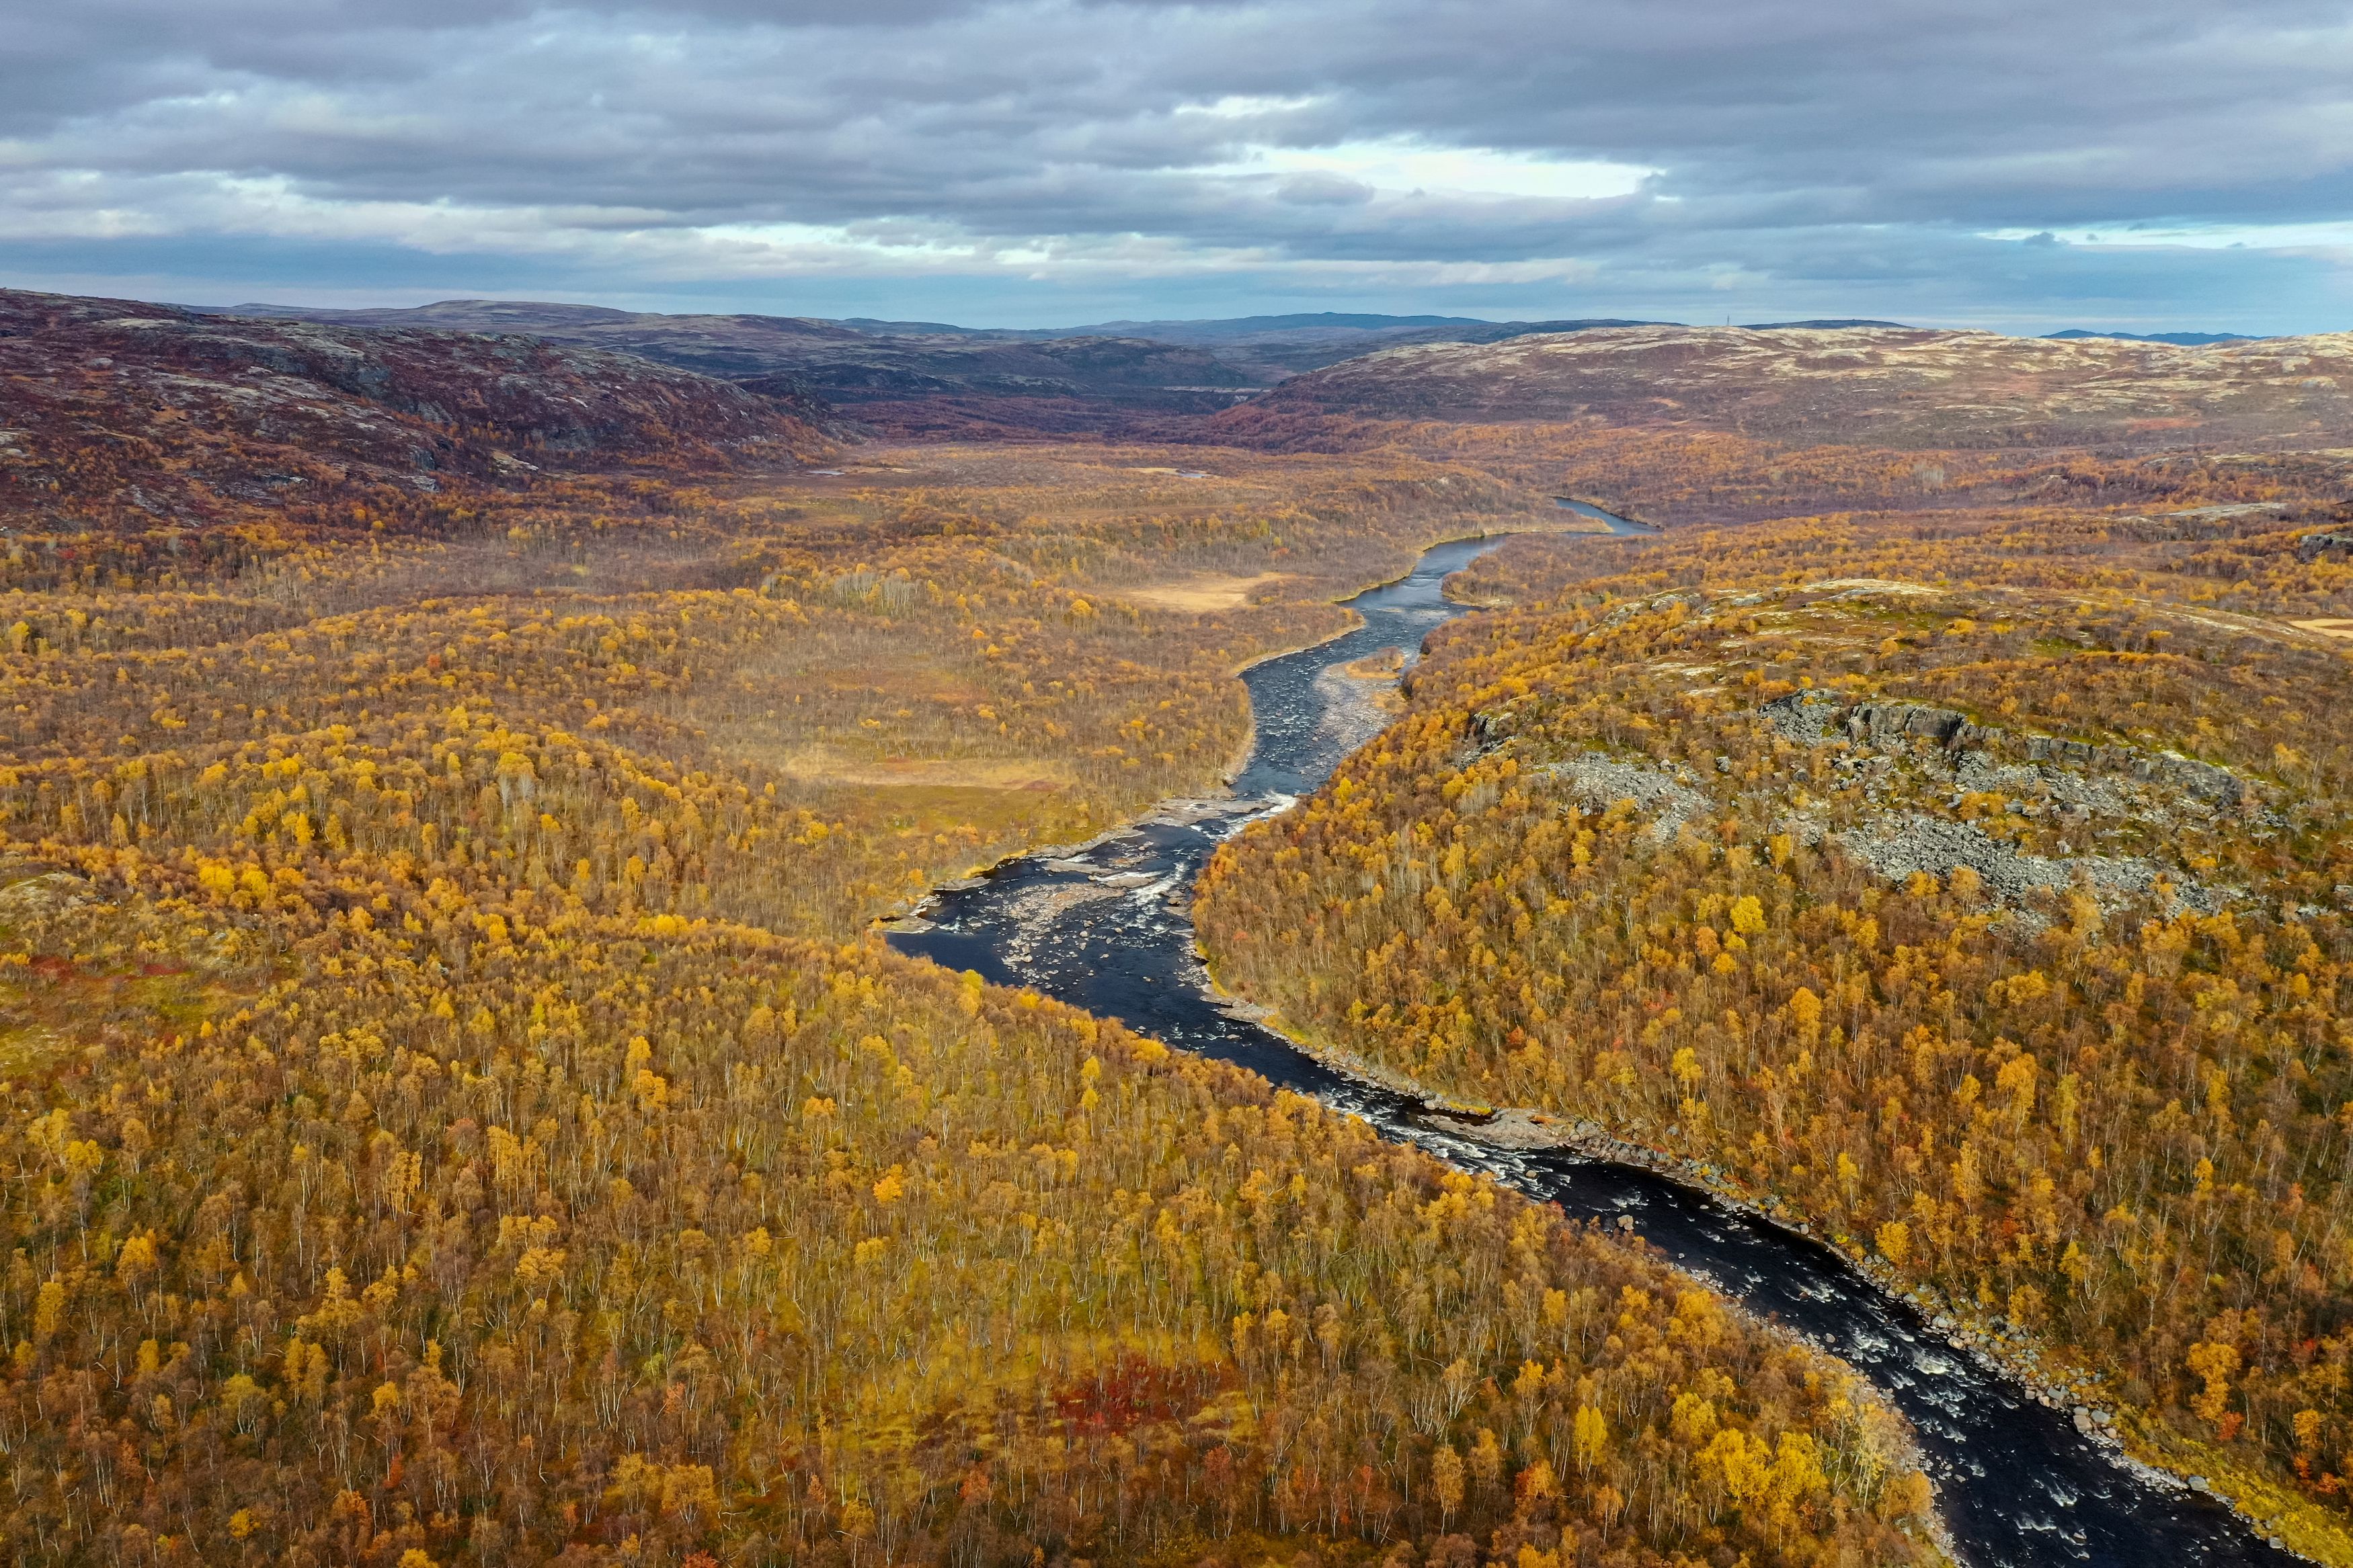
[888,517,2284,1567]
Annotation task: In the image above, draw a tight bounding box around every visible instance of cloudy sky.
[5,0,2353,331]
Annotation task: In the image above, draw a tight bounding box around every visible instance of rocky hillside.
[0,289,830,530]
[1224,324,2353,449]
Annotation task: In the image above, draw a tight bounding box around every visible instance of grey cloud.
[3,0,2351,323]
[1275,176,1377,206]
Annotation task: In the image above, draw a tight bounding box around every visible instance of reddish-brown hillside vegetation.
[0,289,831,532]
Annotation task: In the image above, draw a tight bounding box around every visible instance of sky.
[5,0,2353,333]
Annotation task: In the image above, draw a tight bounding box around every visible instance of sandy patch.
[1119,572,1290,612]
[2290,618,2353,641]
[764,745,1068,790]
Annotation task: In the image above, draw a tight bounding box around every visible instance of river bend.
[889,517,2282,1568]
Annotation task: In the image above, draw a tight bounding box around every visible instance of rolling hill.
[202,300,1265,431]
[1218,323,2353,449]
[0,288,830,530]
[197,302,1703,423]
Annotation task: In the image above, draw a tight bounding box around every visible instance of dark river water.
[891,513,2284,1567]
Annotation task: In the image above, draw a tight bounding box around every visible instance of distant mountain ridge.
[196,300,1263,430]
[2046,328,2264,345]
[166,297,2316,444]
[1047,315,1678,380]
[835,311,1506,338]
[1088,311,1497,332]
[193,300,1684,401]
[1742,319,1911,330]
[210,304,2274,352]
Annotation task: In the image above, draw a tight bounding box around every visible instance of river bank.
[888,523,2288,1567]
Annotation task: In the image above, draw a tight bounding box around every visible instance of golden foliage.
[0,447,1935,1565]
[1200,515,2353,1528]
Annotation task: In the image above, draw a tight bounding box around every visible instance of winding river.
[889,516,2283,1567]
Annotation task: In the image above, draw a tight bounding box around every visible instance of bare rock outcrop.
[1833,814,2217,913]
[1536,753,1711,839]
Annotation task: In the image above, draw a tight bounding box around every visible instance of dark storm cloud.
[3,0,2350,325]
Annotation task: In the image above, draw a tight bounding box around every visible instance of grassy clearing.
[1116,573,1294,612]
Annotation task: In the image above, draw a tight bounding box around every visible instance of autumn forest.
[3,286,2352,1568]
